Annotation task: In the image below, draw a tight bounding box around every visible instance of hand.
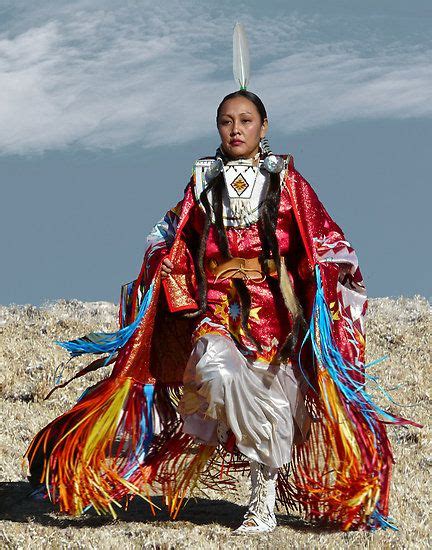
[161,258,174,279]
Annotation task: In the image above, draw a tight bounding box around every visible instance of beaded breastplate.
[193,158,287,228]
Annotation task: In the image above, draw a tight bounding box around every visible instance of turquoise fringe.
[55,282,155,357]
[299,264,401,530]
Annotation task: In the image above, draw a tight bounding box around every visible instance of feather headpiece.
[233,22,250,90]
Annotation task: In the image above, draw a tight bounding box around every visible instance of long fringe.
[25,378,227,519]
[25,268,418,529]
[286,265,421,530]
[25,377,156,517]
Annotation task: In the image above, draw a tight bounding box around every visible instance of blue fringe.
[369,509,398,531]
[124,384,155,480]
[55,282,155,358]
[300,264,401,530]
[121,280,135,328]
[301,265,401,432]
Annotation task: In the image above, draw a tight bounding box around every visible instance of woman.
[163,90,312,533]
[25,89,415,534]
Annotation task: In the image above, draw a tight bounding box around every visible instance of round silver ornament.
[263,154,284,174]
[205,157,224,182]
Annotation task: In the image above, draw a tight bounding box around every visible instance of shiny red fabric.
[26,154,419,530]
[285,167,367,383]
[112,156,364,386]
[188,183,308,363]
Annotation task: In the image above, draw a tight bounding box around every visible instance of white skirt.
[178,333,311,468]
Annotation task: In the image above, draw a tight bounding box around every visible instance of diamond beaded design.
[230,174,249,196]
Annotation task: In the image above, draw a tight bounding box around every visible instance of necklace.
[221,161,269,227]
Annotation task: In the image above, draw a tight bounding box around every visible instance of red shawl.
[25,156,418,530]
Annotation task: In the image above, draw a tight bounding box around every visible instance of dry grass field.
[0,296,430,549]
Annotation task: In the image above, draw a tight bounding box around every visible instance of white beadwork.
[193,158,287,228]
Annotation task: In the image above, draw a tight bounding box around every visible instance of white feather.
[233,22,250,90]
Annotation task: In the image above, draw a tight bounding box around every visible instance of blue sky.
[1,1,431,305]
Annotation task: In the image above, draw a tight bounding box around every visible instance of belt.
[207,257,277,282]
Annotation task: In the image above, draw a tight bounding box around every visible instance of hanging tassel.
[231,197,253,223]
[279,257,302,319]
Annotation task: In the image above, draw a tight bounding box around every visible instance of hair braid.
[259,171,305,361]
[212,174,231,260]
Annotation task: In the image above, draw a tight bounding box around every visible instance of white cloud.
[259,47,432,133]
[0,2,431,154]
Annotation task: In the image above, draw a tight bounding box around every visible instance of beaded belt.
[207,257,277,283]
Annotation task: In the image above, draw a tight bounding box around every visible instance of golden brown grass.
[0,296,430,549]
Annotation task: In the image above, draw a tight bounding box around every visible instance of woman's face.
[217,96,268,160]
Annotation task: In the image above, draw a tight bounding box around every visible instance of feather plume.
[233,22,250,90]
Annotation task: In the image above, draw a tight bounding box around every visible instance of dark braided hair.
[192,90,304,362]
[258,169,305,361]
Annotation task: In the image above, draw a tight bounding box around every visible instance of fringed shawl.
[25,156,419,530]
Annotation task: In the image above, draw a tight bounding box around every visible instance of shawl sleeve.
[120,180,200,326]
[284,160,367,383]
[313,218,368,379]
[119,203,182,328]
